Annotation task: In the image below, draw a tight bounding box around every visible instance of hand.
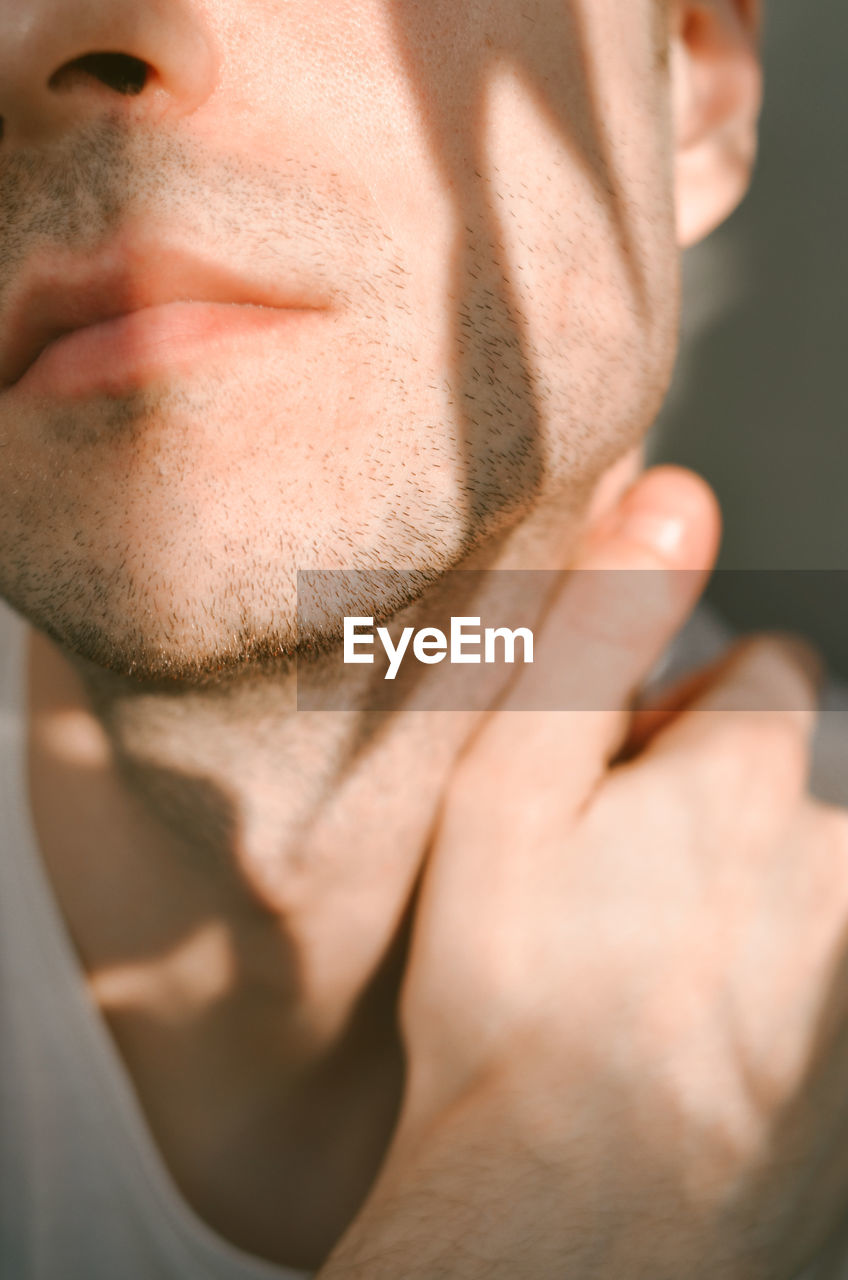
[321,467,848,1280]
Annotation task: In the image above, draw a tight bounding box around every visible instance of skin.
[8,0,840,1275]
[321,482,848,1280]
[0,0,680,677]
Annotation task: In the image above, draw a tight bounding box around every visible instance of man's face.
[0,0,678,680]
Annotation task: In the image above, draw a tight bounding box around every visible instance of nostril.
[48,52,150,98]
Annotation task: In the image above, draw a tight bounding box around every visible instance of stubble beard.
[0,117,671,689]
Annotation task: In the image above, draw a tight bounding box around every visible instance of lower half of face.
[0,0,679,683]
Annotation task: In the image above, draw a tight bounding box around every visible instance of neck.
[27,491,593,1053]
[30,629,480,1039]
[23,485,610,1266]
[26,581,489,1267]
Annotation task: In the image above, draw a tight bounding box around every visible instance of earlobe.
[670,1,763,247]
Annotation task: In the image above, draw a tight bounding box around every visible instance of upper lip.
[0,234,328,388]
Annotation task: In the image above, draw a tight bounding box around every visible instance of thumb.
[448,466,722,820]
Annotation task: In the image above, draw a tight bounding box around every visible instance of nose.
[0,0,218,146]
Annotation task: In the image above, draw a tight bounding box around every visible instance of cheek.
[472,64,679,482]
[208,0,679,511]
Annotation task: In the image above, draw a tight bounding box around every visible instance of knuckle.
[754,714,810,790]
[655,714,811,857]
[727,634,820,719]
[813,802,848,857]
[706,713,808,804]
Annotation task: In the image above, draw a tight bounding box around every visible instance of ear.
[670,1,763,247]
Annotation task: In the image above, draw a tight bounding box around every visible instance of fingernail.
[617,508,688,558]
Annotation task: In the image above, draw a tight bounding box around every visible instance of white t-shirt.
[2,594,848,1279]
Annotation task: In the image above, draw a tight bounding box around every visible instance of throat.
[24,623,459,1269]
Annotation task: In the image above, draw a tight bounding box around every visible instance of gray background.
[650,0,848,674]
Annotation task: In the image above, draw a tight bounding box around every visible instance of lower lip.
[8,301,320,399]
